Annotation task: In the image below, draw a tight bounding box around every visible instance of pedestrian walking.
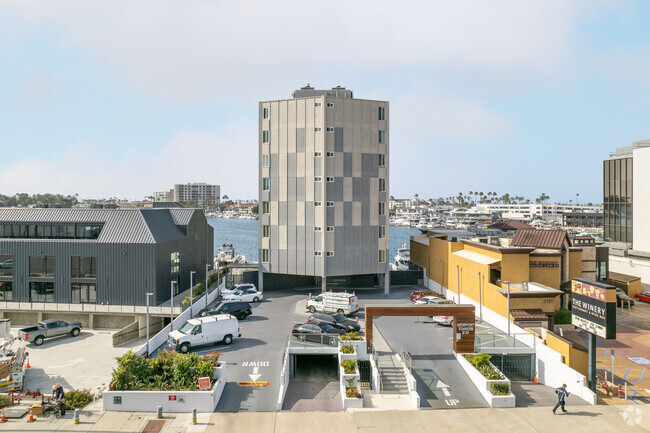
[553,383,569,414]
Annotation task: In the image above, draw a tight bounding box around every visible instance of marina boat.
[392,244,410,271]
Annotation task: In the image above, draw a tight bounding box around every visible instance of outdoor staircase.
[378,354,409,395]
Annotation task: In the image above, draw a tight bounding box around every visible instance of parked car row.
[411,291,456,326]
[291,323,344,346]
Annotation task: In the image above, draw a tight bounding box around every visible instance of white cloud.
[0,124,257,200]
[4,0,584,103]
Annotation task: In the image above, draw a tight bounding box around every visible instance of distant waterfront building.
[154,189,174,202]
[258,85,390,290]
[604,139,650,283]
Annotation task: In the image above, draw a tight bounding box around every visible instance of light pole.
[170,280,176,331]
[505,280,511,335]
[146,292,153,357]
[424,254,429,288]
[456,264,461,304]
[205,263,210,309]
[439,259,443,292]
[190,271,196,313]
[476,271,482,322]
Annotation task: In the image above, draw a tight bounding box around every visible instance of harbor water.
[209,218,420,264]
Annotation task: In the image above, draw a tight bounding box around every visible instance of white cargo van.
[168,315,240,353]
[306,291,359,315]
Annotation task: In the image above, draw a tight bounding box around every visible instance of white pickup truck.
[306,291,360,315]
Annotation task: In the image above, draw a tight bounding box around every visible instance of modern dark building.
[0,208,213,306]
[562,212,603,228]
[603,145,635,243]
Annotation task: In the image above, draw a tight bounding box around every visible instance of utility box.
[0,319,10,338]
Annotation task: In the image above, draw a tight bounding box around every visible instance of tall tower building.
[258,85,390,291]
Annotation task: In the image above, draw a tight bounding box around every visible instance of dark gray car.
[307,312,361,332]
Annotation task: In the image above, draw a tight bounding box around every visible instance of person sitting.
[601,380,613,396]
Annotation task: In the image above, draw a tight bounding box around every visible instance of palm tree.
[479,191,484,204]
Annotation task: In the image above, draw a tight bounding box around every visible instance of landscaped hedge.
[554,307,572,324]
[110,350,220,391]
[66,389,93,408]
[463,354,504,380]
[491,382,510,395]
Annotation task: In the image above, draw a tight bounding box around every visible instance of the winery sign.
[571,278,616,339]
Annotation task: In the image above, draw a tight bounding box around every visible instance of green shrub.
[491,382,510,395]
[111,350,221,391]
[339,345,355,354]
[554,307,572,324]
[340,359,357,374]
[66,389,93,408]
[339,332,362,341]
[463,354,504,380]
[0,394,11,408]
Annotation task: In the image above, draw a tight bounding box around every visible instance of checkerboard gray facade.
[258,86,389,287]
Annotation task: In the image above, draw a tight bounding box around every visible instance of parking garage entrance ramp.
[282,354,342,411]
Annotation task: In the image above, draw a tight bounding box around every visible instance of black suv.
[201,301,252,320]
[307,312,361,332]
[616,288,635,307]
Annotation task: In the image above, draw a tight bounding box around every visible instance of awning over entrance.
[452,250,501,266]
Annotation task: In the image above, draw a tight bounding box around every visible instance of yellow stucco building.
[410,230,584,330]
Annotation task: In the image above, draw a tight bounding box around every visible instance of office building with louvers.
[258,85,390,290]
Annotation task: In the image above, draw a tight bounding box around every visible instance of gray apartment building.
[153,183,220,208]
[258,85,389,290]
[0,207,213,307]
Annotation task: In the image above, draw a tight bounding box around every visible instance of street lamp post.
[457,264,461,304]
[146,292,153,357]
[476,271,482,322]
[424,254,429,289]
[190,271,196,313]
[170,280,176,331]
[505,280,511,335]
[205,263,210,309]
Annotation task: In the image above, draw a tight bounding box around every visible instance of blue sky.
[1,0,649,204]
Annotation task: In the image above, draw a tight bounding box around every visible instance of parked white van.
[306,291,359,315]
[168,315,240,353]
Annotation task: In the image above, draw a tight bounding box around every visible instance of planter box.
[339,338,367,360]
[213,362,225,381]
[338,346,357,363]
[340,382,363,409]
[104,362,226,413]
[339,366,360,387]
[456,354,515,408]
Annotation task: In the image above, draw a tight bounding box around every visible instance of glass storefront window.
[30,282,55,302]
[0,281,12,301]
[71,283,96,304]
[0,254,12,277]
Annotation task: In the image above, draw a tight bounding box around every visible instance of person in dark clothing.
[553,384,569,414]
[52,384,65,412]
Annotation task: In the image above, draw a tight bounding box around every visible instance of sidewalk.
[0,405,648,432]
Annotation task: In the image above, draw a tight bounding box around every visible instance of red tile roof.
[486,219,534,231]
[511,229,570,250]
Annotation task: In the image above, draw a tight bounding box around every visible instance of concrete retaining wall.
[136,279,225,356]
[112,321,139,346]
[456,353,515,408]
[429,277,597,405]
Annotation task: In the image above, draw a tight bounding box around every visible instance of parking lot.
[7,285,509,412]
[591,299,650,404]
[12,327,144,397]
